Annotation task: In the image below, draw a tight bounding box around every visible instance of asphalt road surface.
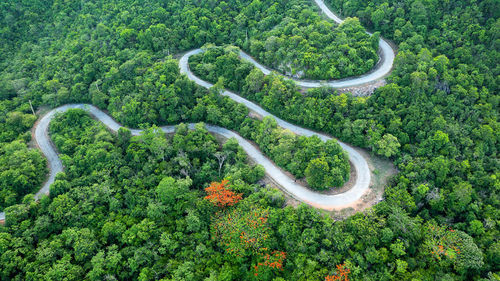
[0,0,383,221]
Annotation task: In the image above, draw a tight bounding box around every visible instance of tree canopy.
[0,0,498,279]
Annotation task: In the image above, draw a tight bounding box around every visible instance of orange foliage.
[325,263,350,281]
[212,207,270,257]
[428,225,462,260]
[253,250,287,276]
[204,180,242,207]
[211,204,285,277]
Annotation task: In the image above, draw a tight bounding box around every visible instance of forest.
[0,0,498,280]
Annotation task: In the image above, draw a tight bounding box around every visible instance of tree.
[0,140,46,208]
[140,126,169,161]
[156,176,193,216]
[204,180,242,208]
[117,127,131,151]
[212,206,270,258]
[305,157,333,190]
[375,134,401,158]
[325,264,350,281]
[214,151,229,177]
[371,8,385,29]
[423,224,484,272]
[253,250,287,279]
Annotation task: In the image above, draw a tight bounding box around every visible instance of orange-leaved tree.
[204,180,242,208]
[325,263,350,281]
[212,206,270,257]
[253,250,287,277]
[211,204,287,278]
[426,224,462,261]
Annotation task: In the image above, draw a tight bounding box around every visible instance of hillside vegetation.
[0,0,498,280]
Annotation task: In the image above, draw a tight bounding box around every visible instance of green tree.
[305,157,333,190]
[375,134,401,158]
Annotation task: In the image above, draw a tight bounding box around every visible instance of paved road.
[0,0,379,221]
[0,100,371,220]
[179,57,371,210]
[219,0,395,88]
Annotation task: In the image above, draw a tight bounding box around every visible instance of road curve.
[235,0,395,88]
[0,0,377,222]
[0,100,370,220]
[179,53,371,209]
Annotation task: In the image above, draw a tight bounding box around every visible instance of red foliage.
[325,263,350,281]
[210,204,286,277]
[204,180,242,207]
[428,225,462,260]
[212,207,270,257]
[253,250,287,276]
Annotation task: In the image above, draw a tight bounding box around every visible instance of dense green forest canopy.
[0,0,377,83]
[0,0,498,280]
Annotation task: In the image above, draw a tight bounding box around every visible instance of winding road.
[0,0,392,221]
[0,102,370,221]
[235,0,395,88]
